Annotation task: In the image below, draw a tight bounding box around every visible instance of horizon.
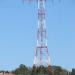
[0,0,75,71]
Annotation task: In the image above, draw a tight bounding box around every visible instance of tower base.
[31,65,53,75]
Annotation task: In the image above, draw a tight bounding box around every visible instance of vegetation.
[0,64,75,75]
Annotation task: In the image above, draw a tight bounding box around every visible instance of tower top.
[23,0,61,3]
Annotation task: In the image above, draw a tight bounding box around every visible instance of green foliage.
[0,64,73,75]
[71,69,75,75]
[13,64,30,75]
[13,64,70,75]
[54,66,63,75]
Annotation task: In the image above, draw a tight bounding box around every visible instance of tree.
[71,69,75,75]
[12,64,70,75]
[54,66,63,75]
[14,64,29,75]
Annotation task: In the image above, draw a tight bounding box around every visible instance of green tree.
[54,66,63,75]
[14,64,29,75]
[71,69,75,75]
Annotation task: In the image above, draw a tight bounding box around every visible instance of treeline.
[0,64,75,75]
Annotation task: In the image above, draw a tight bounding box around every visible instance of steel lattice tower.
[24,0,54,74]
[24,0,60,74]
[33,0,50,67]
